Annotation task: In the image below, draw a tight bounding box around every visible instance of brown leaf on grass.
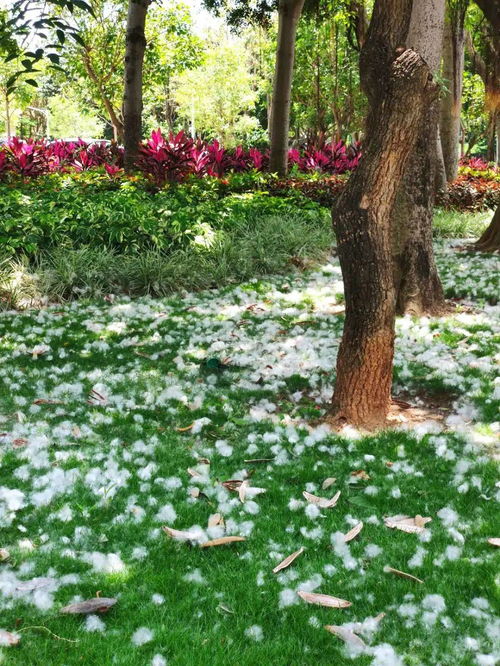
[208,513,224,527]
[272,547,304,574]
[487,538,500,547]
[187,467,202,478]
[0,629,20,646]
[33,398,64,405]
[324,625,366,647]
[350,470,370,481]
[322,477,336,490]
[163,526,201,541]
[238,480,249,503]
[344,522,363,543]
[12,438,28,448]
[244,458,275,464]
[384,566,423,584]
[16,577,53,591]
[303,490,341,509]
[189,488,200,498]
[200,536,246,548]
[297,591,351,608]
[60,598,117,614]
[176,423,194,432]
[384,515,431,534]
[0,549,9,562]
[221,479,244,492]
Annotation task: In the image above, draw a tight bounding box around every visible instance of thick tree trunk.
[330,49,436,429]
[269,0,305,176]
[123,0,149,172]
[392,0,447,316]
[440,7,466,182]
[473,206,500,252]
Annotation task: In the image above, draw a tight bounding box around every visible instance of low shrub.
[0,174,324,257]
[0,211,332,307]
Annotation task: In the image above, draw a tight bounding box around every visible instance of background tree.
[173,34,262,145]
[440,0,468,182]
[123,0,150,170]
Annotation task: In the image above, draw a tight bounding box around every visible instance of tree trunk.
[123,0,149,172]
[473,206,500,252]
[440,6,466,182]
[435,125,448,192]
[486,110,499,163]
[82,51,124,143]
[5,92,11,139]
[330,47,436,429]
[392,0,447,316]
[269,0,305,176]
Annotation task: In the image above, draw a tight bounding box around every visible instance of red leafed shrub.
[137,129,196,185]
[0,130,361,184]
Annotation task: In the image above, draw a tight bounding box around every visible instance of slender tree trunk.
[329,0,438,429]
[123,0,150,172]
[486,110,499,163]
[83,52,124,143]
[440,5,466,182]
[392,0,447,316]
[5,92,11,139]
[473,206,500,252]
[435,126,448,192]
[269,0,305,176]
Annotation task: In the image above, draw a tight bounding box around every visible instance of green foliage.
[0,173,327,258]
[173,33,262,145]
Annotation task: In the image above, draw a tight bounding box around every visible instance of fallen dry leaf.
[322,477,336,490]
[384,515,431,534]
[303,490,341,509]
[187,467,202,478]
[487,538,500,547]
[384,566,423,584]
[350,469,370,481]
[0,549,10,562]
[324,625,365,647]
[176,423,194,432]
[221,479,244,492]
[200,536,246,548]
[344,522,363,543]
[208,513,224,527]
[60,598,117,614]
[16,577,53,591]
[33,398,64,405]
[12,438,28,448]
[297,591,351,608]
[189,488,200,498]
[244,458,274,464]
[163,526,201,541]
[238,479,249,503]
[0,629,20,646]
[272,547,304,574]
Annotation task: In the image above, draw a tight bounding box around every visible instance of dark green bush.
[0,173,325,257]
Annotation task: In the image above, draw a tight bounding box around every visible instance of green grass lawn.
[0,241,498,665]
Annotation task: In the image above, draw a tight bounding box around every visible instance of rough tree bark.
[440,2,467,182]
[473,206,500,252]
[268,0,305,176]
[329,0,437,429]
[123,0,150,172]
[392,0,447,316]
